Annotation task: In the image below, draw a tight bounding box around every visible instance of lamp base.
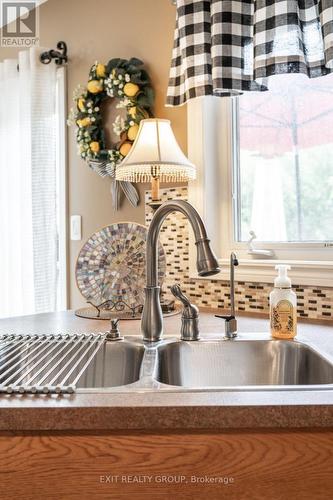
[148,200,163,211]
[149,177,162,211]
[151,176,160,201]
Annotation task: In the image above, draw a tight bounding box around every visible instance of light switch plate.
[70,215,82,241]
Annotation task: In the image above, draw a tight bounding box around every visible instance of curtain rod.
[16,41,68,71]
[40,41,68,65]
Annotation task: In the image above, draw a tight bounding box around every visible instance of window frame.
[187,96,333,287]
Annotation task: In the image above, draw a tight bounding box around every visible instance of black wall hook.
[40,41,68,66]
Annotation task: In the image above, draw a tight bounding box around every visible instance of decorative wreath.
[67,58,154,208]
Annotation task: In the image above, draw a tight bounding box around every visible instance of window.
[236,74,333,244]
[187,79,333,286]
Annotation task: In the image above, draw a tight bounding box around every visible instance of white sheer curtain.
[0,48,58,318]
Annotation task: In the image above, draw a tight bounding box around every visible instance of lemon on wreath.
[90,141,100,153]
[96,63,106,78]
[124,82,140,97]
[87,80,104,94]
[77,98,86,112]
[77,117,91,127]
[120,142,132,157]
[128,106,137,118]
[127,124,139,141]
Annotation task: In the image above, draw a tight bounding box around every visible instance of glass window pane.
[236,74,333,242]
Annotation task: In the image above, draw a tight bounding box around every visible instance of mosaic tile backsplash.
[145,186,333,323]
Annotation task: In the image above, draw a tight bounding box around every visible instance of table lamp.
[116,118,196,208]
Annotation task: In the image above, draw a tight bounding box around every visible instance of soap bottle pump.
[270,265,297,339]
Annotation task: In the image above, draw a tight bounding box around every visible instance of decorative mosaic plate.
[76,223,166,309]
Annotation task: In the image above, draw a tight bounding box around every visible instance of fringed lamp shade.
[116,119,196,202]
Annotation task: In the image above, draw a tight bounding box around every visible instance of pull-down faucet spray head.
[196,238,221,277]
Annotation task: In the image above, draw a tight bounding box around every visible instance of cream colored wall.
[0,0,187,309]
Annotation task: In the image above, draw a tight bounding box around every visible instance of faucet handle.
[171,284,191,307]
[171,285,199,318]
[171,284,200,341]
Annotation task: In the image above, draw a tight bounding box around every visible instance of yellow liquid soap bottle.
[270,265,297,339]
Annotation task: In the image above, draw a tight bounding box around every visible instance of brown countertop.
[0,310,332,431]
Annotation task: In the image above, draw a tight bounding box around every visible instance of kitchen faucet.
[215,252,239,338]
[141,200,220,342]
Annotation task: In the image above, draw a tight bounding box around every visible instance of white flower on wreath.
[116,97,131,109]
[67,107,77,126]
[72,84,87,101]
[108,149,122,163]
[113,115,125,136]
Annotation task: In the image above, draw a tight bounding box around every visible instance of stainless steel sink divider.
[0,333,105,394]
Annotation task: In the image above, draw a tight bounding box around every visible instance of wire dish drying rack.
[0,333,105,395]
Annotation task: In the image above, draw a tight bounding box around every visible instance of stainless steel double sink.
[75,335,333,392]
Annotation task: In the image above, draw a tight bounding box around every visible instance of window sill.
[190,259,333,288]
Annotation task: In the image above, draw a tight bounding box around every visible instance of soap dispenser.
[270,265,297,339]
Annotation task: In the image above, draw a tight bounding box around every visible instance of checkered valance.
[167,0,333,106]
